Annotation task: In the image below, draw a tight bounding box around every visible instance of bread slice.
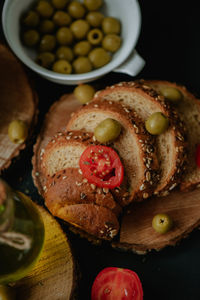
[145,80,200,191]
[66,100,159,205]
[41,130,120,240]
[94,81,187,196]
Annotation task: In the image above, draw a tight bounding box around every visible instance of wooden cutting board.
[14,204,76,300]
[0,44,38,173]
[32,93,200,254]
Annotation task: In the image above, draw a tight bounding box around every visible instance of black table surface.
[1,0,200,299]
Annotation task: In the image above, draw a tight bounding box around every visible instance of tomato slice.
[91,267,143,300]
[79,145,124,189]
[196,144,200,168]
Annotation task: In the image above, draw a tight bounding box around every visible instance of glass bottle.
[0,179,45,284]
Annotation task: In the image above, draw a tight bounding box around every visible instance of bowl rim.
[2,0,141,82]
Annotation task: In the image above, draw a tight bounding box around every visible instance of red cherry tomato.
[91,267,143,300]
[196,144,200,168]
[79,145,124,189]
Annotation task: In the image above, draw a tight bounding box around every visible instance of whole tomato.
[91,267,143,300]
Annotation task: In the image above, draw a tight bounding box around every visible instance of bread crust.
[67,100,159,205]
[45,168,122,216]
[94,81,187,196]
[40,131,121,240]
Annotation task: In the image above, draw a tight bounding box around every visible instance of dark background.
[1,0,200,299]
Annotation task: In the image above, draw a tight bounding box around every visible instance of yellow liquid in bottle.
[0,192,45,284]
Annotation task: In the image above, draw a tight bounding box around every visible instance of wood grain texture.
[14,205,76,300]
[114,188,200,254]
[32,92,200,254]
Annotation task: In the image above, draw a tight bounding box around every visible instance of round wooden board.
[0,44,38,173]
[14,204,76,300]
[32,93,200,254]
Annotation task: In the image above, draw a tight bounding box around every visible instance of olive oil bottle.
[0,179,45,284]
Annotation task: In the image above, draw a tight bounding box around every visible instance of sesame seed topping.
[78,169,83,175]
[91,184,96,190]
[143,192,149,199]
[103,188,109,193]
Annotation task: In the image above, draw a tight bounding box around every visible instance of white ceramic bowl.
[2,0,144,85]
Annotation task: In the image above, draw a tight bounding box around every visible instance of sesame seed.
[103,188,109,193]
[109,229,117,238]
[139,184,145,191]
[169,183,177,191]
[35,172,39,176]
[66,136,71,140]
[63,176,67,179]
[143,192,149,199]
[145,171,151,181]
[97,188,102,194]
[78,169,83,175]
[94,104,99,108]
[91,184,96,190]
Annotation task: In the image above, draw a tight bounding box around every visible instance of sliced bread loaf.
[93,81,187,196]
[41,130,120,240]
[146,80,200,191]
[66,100,159,205]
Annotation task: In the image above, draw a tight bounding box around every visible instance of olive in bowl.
[2,0,144,84]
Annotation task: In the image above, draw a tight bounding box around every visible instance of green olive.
[87,28,103,45]
[74,41,91,56]
[145,112,169,135]
[8,120,28,144]
[102,17,121,34]
[158,86,183,103]
[86,12,104,27]
[89,47,111,68]
[22,10,40,27]
[52,59,72,74]
[56,46,74,61]
[67,1,86,19]
[83,0,103,11]
[74,84,95,104]
[152,213,173,234]
[0,285,16,300]
[0,204,5,214]
[102,34,121,52]
[51,0,69,9]
[70,20,90,40]
[94,118,121,143]
[39,20,55,33]
[39,34,56,52]
[56,27,73,45]
[36,52,55,68]
[72,56,92,73]
[36,1,54,18]
[53,11,72,26]
[23,30,40,47]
